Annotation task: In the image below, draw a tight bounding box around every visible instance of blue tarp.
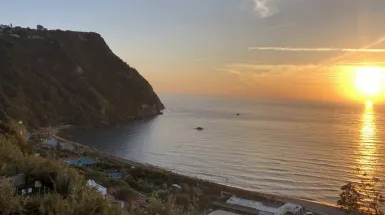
[109,172,122,179]
[67,157,97,166]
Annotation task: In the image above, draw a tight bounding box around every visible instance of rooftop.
[87,179,107,196]
[109,172,122,179]
[280,203,304,213]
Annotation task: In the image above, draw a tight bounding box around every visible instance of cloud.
[246,35,385,75]
[224,63,321,72]
[219,63,323,84]
[337,61,385,66]
[252,0,280,18]
[249,47,385,53]
[321,35,385,66]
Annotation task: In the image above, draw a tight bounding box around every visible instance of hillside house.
[109,172,122,179]
[87,179,107,196]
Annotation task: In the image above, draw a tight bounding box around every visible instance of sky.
[2,0,385,102]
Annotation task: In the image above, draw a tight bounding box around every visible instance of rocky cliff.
[0,25,164,128]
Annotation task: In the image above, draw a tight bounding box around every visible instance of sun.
[354,67,383,96]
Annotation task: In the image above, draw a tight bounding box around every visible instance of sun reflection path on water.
[358,100,378,176]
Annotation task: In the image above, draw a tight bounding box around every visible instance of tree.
[338,172,385,215]
[37,24,44,31]
[115,186,137,202]
[147,194,176,215]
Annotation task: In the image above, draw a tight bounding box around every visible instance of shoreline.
[54,134,344,215]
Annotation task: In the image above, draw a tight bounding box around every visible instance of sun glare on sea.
[358,99,378,175]
[354,67,383,97]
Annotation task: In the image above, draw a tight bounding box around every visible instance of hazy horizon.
[2,0,385,103]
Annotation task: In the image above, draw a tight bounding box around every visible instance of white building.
[278,203,306,215]
[226,197,305,215]
[87,180,107,196]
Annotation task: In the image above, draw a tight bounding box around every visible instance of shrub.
[0,180,23,214]
[147,194,176,215]
[115,186,138,202]
[175,193,191,207]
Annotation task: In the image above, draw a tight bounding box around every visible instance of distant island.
[0,24,164,129]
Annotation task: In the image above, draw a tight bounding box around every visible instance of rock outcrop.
[0,25,164,128]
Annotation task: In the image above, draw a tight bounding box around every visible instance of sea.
[60,94,385,205]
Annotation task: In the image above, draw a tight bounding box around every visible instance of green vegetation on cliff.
[0,135,130,215]
[0,25,164,128]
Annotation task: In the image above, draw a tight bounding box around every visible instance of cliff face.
[0,26,164,128]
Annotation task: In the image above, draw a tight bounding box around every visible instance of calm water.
[61,95,385,205]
